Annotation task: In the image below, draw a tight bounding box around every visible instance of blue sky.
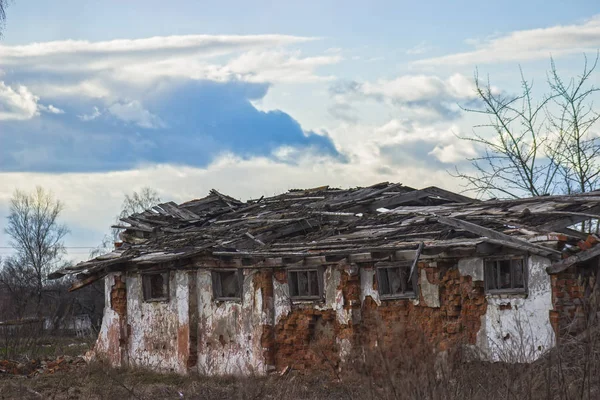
[1,1,600,261]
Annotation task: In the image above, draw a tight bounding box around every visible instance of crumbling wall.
[93,273,127,367]
[360,261,487,354]
[272,264,360,373]
[126,271,189,373]
[93,253,558,375]
[195,269,267,375]
[470,256,555,362]
[551,260,600,337]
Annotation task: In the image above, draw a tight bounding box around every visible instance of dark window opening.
[485,257,527,294]
[377,263,417,299]
[212,269,243,301]
[142,272,169,302]
[288,268,323,300]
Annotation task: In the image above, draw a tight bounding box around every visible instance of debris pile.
[0,356,86,377]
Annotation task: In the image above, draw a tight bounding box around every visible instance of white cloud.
[31,80,111,99]
[329,73,478,123]
[0,34,337,92]
[360,73,477,103]
[0,34,313,61]
[225,50,341,83]
[0,81,39,120]
[429,142,478,163]
[39,104,65,114]
[78,106,102,121]
[415,15,600,66]
[325,118,473,166]
[108,101,163,129]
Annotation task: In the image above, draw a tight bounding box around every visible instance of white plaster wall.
[92,273,123,366]
[196,269,267,376]
[275,266,350,325]
[273,277,291,326]
[475,255,555,362]
[360,268,380,305]
[127,271,189,373]
[320,267,350,325]
[359,267,420,306]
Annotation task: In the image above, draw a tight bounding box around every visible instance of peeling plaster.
[92,273,123,367]
[360,268,381,306]
[273,278,291,326]
[320,267,350,325]
[419,272,440,308]
[476,255,555,362]
[458,258,484,281]
[127,271,189,373]
[196,270,266,376]
[90,253,560,375]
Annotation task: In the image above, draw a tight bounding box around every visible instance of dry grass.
[3,322,600,399]
[0,362,357,400]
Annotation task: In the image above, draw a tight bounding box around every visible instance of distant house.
[51,183,600,375]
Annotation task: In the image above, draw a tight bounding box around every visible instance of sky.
[1,0,600,262]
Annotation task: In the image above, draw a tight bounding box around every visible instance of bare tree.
[3,187,69,311]
[90,188,161,257]
[455,54,600,200]
[0,0,9,37]
[119,187,162,219]
[0,257,35,319]
[548,55,600,195]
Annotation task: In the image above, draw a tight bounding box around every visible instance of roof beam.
[547,245,600,274]
[368,186,476,211]
[436,216,561,259]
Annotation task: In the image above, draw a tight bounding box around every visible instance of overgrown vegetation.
[2,322,600,399]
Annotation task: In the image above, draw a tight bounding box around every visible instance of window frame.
[287,267,324,301]
[141,271,170,302]
[211,269,244,301]
[484,256,528,295]
[376,261,418,300]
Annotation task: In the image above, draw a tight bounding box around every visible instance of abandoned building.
[51,182,600,375]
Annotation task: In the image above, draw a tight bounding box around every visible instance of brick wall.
[110,275,127,318]
[360,262,487,353]
[272,269,341,372]
[550,265,596,336]
[270,261,488,373]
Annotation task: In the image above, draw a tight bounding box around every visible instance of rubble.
[0,356,86,377]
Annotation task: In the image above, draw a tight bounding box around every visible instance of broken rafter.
[547,245,600,274]
[53,182,600,290]
[209,189,238,211]
[244,232,265,246]
[408,242,424,283]
[436,216,561,259]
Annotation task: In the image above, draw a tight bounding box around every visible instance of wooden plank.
[244,232,265,246]
[556,227,589,240]
[408,242,424,282]
[368,186,476,212]
[159,202,200,220]
[68,273,104,291]
[368,190,433,211]
[421,186,478,203]
[112,224,154,233]
[547,245,600,274]
[437,216,561,259]
[537,206,600,231]
[210,189,237,211]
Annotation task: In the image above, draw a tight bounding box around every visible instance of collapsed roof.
[51,182,600,290]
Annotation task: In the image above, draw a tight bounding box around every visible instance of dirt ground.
[0,363,355,400]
